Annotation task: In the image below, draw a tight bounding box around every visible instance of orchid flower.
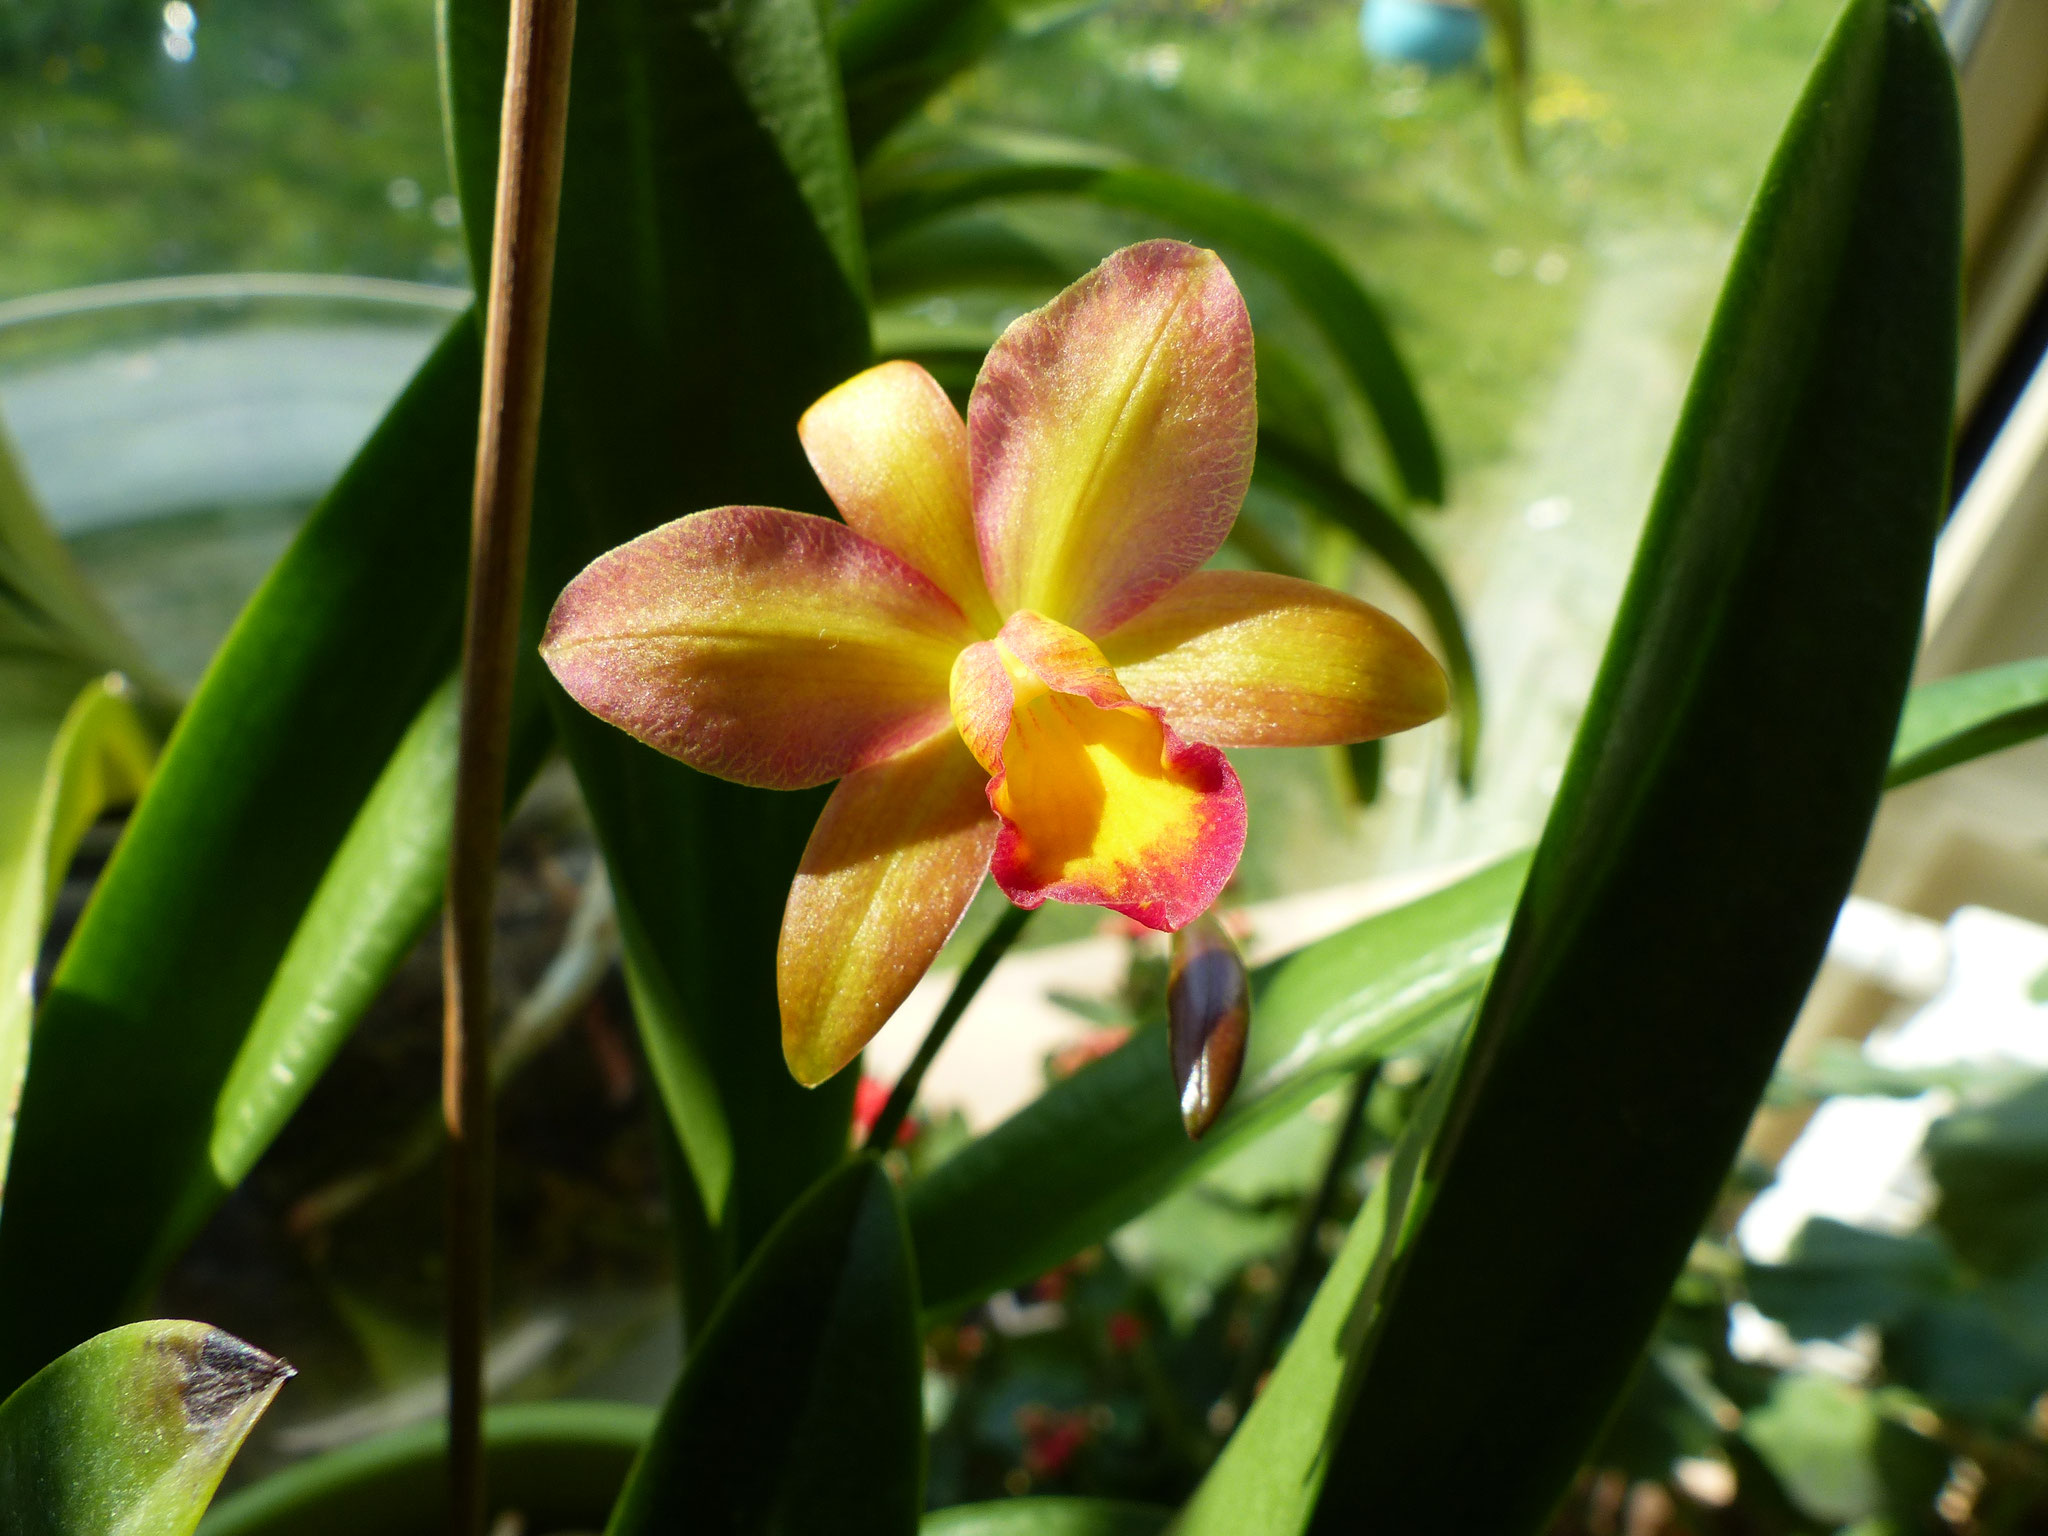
[541,240,1448,1087]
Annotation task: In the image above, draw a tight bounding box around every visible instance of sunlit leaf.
[0,320,484,1397]
[0,1321,289,1536]
[1887,654,2048,787]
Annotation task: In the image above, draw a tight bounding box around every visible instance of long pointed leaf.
[1296,4,1959,1529]
[0,1321,289,1536]
[441,0,872,1300]
[864,151,1443,504]
[606,1158,923,1535]
[0,671,154,1192]
[1887,654,2048,787]
[909,856,1525,1316]
[0,318,483,1396]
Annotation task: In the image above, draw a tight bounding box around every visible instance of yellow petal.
[779,730,999,1086]
[949,611,1245,931]
[799,361,1000,633]
[1101,570,1449,747]
[541,506,975,789]
[969,240,1256,633]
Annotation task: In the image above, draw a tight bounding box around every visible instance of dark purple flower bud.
[1168,911,1250,1139]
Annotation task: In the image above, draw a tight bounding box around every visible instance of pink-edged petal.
[969,240,1257,634]
[1100,570,1449,747]
[798,360,1000,633]
[949,610,1246,932]
[778,730,999,1086]
[542,506,975,790]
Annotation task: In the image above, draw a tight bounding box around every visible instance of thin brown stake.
[443,0,576,1531]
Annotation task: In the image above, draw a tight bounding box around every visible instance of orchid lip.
[948,611,1246,932]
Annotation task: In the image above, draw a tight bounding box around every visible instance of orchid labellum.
[542,240,1448,1086]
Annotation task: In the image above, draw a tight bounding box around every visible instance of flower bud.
[1168,911,1250,1139]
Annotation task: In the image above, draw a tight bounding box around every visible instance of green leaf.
[197,1402,653,1536]
[0,1321,289,1536]
[0,671,154,1192]
[864,146,1445,505]
[908,855,1526,1316]
[836,0,1007,160]
[606,1157,923,1535]
[1251,439,1481,787]
[1747,1219,1954,1340]
[0,318,484,1398]
[440,0,872,1306]
[1299,3,1960,1529]
[921,1500,1172,1535]
[1887,655,2048,787]
[1927,1074,2048,1276]
[1176,1027,1467,1535]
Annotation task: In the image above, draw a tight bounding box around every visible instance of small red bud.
[1168,909,1250,1139]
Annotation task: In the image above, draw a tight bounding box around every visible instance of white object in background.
[1736,1093,1947,1264]
[1826,896,1951,1000]
[1735,901,2048,1336]
[1865,905,2048,1070]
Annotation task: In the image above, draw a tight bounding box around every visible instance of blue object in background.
[1360,0,1487,73]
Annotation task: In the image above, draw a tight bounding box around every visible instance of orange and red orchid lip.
[540,238,1451,1086]
[952,612,1245,933]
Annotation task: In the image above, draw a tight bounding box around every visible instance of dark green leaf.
[1887,654,2048,786]
[921,1500,1172,1535]
[1302,3,1959,1529]
[0,319,484,1397]
[836,0,1006,160]
[909,855,1525,1316]
[864,148,1444,504]
[1747,1219,1954,1339]
[1251,439,1481,787]
[197,1401,652,1536]
[441,0,873,1309]
[1928,1074,2048,1276]
[0,1321,289,1536]
[607,1158,923,1535]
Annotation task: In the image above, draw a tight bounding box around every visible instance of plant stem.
[1223,1062,1380,1421]
[442,0,575,1530]
[864,904,1034,1153]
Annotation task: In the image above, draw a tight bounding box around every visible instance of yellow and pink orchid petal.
[797,360,1001,634]
[968,240,1257,635]
[778,730,999,1086]
[950,610,1246,932]
[541,506,974,790]
[1100,570,1450,747]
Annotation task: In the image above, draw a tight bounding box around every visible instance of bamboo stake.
[443,0,576,1529]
